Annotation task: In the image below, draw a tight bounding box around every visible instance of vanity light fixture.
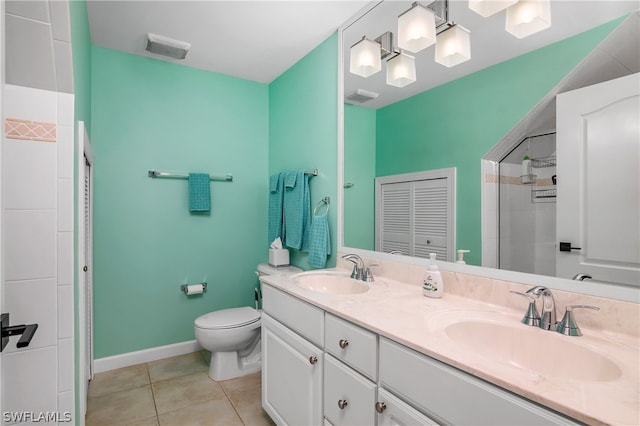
[505,0,552,39]
[397,2,437,53]
[386,51,417,87]
[435,23,471,67]
[350,36,383,77]
[468,0,518,17]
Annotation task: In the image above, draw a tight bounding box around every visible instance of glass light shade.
[386,53,416,88]
[435,25,471,68]
[468,0,518,17]
[349,37,382,77]
[397,4,436,53]
[505,0,551,39]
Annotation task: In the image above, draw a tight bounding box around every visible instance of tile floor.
[85,351,275,426]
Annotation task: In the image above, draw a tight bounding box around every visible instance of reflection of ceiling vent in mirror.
[345,89,379,104]
[145,33,191,60]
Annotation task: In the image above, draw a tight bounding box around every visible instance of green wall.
[344,104,375,250]
[373,19,622,266]
[269,33,339,269]
[91,47,269,357]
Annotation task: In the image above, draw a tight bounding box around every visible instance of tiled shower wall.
[3,0,76,422]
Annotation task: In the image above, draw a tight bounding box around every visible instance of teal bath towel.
[188,173,211,212]
[268,173,284,243]
[308,214,331,269]
[283,170,311,251]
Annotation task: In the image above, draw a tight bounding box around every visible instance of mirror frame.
[336,1,639,303]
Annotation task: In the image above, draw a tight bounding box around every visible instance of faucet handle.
[363,263,379,282]
[510,291,541,327]
[556,305,599,336]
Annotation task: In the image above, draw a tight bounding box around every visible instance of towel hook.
[313,197,330,216]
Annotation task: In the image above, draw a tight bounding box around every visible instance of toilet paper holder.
[180,282,207,294]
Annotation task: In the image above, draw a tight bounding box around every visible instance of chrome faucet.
[526,286,557,331]
[341,254,378,282]
[572,273,592,281]
[342,254,364,280]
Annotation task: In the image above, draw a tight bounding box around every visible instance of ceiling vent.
[345,89,379,104]
[145,33,191,60]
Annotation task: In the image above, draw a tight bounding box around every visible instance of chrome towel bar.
[148,170,233,182]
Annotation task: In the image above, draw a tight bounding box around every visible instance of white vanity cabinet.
[261,283,581,426]
[261,285,325,426]
[379,338,580,425]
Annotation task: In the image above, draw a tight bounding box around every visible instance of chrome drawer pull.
[338,399,348,409]
[309,356,318,365]
[339,339,349,349]
[375,402,387,413]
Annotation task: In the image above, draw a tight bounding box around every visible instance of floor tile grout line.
[218,380,247,425]
[146,362,161,424]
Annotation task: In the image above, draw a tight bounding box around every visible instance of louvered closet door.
[376,169,454,261]
[413,179,448,260]
[378,182,411,255]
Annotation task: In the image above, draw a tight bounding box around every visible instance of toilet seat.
[195,307,260,330]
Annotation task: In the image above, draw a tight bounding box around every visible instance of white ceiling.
[87,0,370,84]
[86,0,638,102]
[343,1,640,109]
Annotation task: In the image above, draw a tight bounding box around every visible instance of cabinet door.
[262,313,323,426]
[376,388,439,426]
[324,354,376,426]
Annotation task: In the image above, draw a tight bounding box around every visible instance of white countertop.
[260,268,640,426]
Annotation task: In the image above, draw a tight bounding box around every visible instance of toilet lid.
[195,307,260,330]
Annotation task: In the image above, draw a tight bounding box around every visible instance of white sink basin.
[432,311,622,382]
[290,271,369,295]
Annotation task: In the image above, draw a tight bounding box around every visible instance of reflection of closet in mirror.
[498,132,556,276]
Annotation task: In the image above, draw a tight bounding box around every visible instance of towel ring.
[313,197,330,215]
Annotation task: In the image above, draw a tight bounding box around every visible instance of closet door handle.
[338,399,348,409]
[309,356,318,365]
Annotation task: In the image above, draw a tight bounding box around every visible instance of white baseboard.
[94,340,202,374]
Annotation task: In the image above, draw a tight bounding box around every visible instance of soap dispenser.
[456,249,470,264]
[423,253,444,298]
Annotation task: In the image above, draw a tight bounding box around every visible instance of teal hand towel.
[283,170,311,251]
[269,173,285,243]
[308,214,331,269]
[188,173,211,212]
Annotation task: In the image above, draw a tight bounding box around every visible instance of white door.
[376,169,455,261]
[77,121,94,421]
[556,73,640,285]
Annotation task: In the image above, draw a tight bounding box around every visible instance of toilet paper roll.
[185,284,204,295]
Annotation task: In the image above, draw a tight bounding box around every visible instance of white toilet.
[194,263,301,381]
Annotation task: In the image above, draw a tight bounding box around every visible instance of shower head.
[145,33,191,60]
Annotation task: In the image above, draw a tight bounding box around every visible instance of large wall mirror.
[338,0,639,302]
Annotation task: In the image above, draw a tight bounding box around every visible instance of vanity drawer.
[379,338,579,425]
[262,284,324,347]
[324,354,376,426]
[325,313,377,381]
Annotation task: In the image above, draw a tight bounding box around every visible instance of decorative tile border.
[5,118,56,142]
